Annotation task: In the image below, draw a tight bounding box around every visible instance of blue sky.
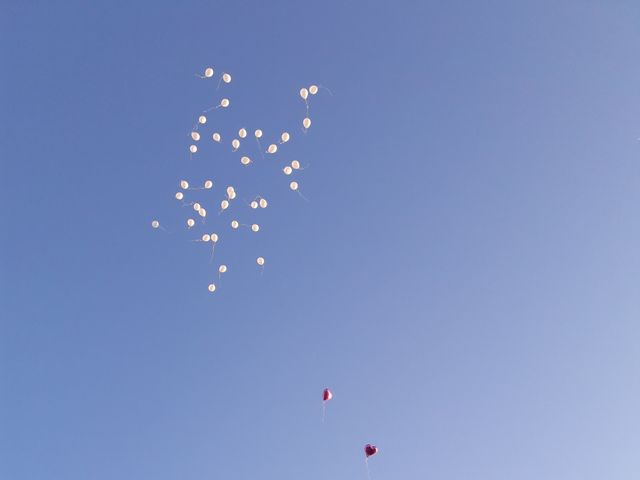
[2,1,640,479]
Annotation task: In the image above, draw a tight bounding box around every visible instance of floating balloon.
[300,88,309,100]
[321,387,333,422]
[189,145,198,153]
[187,218,195,228]
[191,131,201,141]
[204,180,213,189]
[198,115,207,124]
[303,117,311,129]
[222,73,231,83]
[283,166,292,175]
[365,445,378,458]
[199,208,207,217]
[210,233,219,243]
[259,198,267,208]
[193,202,201,211]
[221,200,229,210]
[238,128,247,138]
[232,138,240,151]
[240,156,251,165]
[309,85,318,95]
[251,224,260,232]
[220,98,230,108]
[151,220,160,229]
[267,144,278,154]
[212,132,221,142]
[280,132,290,143]
[204,67,214,78]
[291,160,300,170]
[231,220,239,229]
[229,190,236,199]
[290,181,299,191]
[208,283,216,292]
[254,129,263,138]
[180,180,189,189]
[323,388,333,401]
[250,201,258,209]
[219,265,227,273]
[202,234,211,242]
[256,256,265,266]
[175,192,184,200]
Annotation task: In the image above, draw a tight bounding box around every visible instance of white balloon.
[238,128,247,138]
[198,115,207,124]
[231,220,239,229]
[250,200,258,209]
[281,132,290,143]
[267,144,278,154]
[290,181,299,191]
[229,191,236,200]
[199,208,207,217]
[259,198,267,208]
[221,200,229,210]
[232,139,240,150]
[291,160,301,170]
[193,202,201,211]
[283,166,292,175]
[300,88,309,100]
[212,132,221,142]
[303,117,311,129]
[251,224,260,232]
[189,145,198,153]
[191,131,201,141]
[309,85,318,95]
[219,265,227,273]
[226,186,235,197]
[180,180,189,190]
[220,98,230,108]
[204,67,214,78]
[222,73,231,83]
[151,220,160,229]
[204,180,213,189]
[175,192,184,200]
[241,156,251,165]
[210,233,219,243]
[202,234,211,242]
[187,218,195,227]
[256,256,265,266]
[208,283,216,292]
[254,129,263,138]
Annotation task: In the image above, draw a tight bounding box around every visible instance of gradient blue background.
[2,1,640,479]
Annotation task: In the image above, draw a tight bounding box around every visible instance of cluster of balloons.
[150,65,380,476]
[151,66,326,293]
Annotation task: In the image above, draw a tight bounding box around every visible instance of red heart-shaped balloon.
[364,444,378,458]
[323,388,333,401]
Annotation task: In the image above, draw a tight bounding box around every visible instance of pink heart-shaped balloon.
[365,444,378,458]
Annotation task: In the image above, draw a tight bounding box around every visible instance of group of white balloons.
[151,66,325,293]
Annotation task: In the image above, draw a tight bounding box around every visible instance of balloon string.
[256,138,265,160]
[210,244,216,263]
[365,458,371,480]
[319,85,334,96]
[296,190,310,202]
[202,104,221,113]
[322,402,326,423]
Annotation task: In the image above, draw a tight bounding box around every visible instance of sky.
[2,1,640,479]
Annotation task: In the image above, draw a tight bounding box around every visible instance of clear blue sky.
[2,1,640,479]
